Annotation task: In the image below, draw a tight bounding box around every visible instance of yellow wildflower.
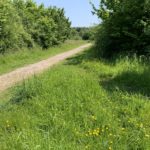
[121,128,125,131]
[145,134,149,138]
[89,132,92,136]
[108,146,112,150]
[85,145,89,149]
[91,115,97,121]
[109,133,112,136]
[140,123,143,128]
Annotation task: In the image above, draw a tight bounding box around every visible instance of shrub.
[0,0,71,53]
[0,0,33,53]
[92,0,150,57]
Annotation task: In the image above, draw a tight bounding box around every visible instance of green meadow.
[0,48,150,150]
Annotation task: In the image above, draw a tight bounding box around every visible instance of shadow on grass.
[65,46,150,97]
[65,47,98,66]
[101,69,150,97]
[65,46,123,67]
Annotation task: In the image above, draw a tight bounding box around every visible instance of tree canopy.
[0,0,71,53]
[92,0,150,57]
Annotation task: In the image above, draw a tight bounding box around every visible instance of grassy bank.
[0,40,87,75]
[0,48,150,149]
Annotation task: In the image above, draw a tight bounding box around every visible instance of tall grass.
[0,48,150,149]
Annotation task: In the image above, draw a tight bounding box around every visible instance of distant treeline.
[0,0,71,53]
[70,27,96,41]
[92,0,150,57]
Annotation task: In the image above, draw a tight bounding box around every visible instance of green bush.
[0,0,33,53]
[92,0,150,57]
[70,27,94,41]
[0,0,71,53]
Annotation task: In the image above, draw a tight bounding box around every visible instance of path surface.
[0,44,91,92]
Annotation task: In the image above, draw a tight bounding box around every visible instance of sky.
[35,0,100,27]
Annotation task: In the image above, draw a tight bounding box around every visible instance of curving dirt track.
[0,44,91,92]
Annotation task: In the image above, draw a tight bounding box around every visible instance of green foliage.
[0,49,150,149]
[93,0,150,57]
[70,28,82,40]
[0,0,71,53]
[70,27,95,40]
[0,0,33,53]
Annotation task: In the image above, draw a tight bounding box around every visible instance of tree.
[92,0,150,57]
[71,27,94,40]
[0,0,71,53]
[0,0,32,53]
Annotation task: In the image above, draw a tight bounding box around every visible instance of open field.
[0,48,150,149]
[0,40,87,75]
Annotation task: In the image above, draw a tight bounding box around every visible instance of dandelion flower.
[145,134,149,138]
[109,133,112,136]
[121,128,125,131]
[108,146,112,150]
[91,115,97,121]
[85,145,89,149]
[140,123,143,128]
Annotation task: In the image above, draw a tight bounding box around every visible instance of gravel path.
[0,44,91,92]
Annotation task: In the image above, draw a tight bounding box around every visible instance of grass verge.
[0,40,87,75]
[0,48,150,149]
